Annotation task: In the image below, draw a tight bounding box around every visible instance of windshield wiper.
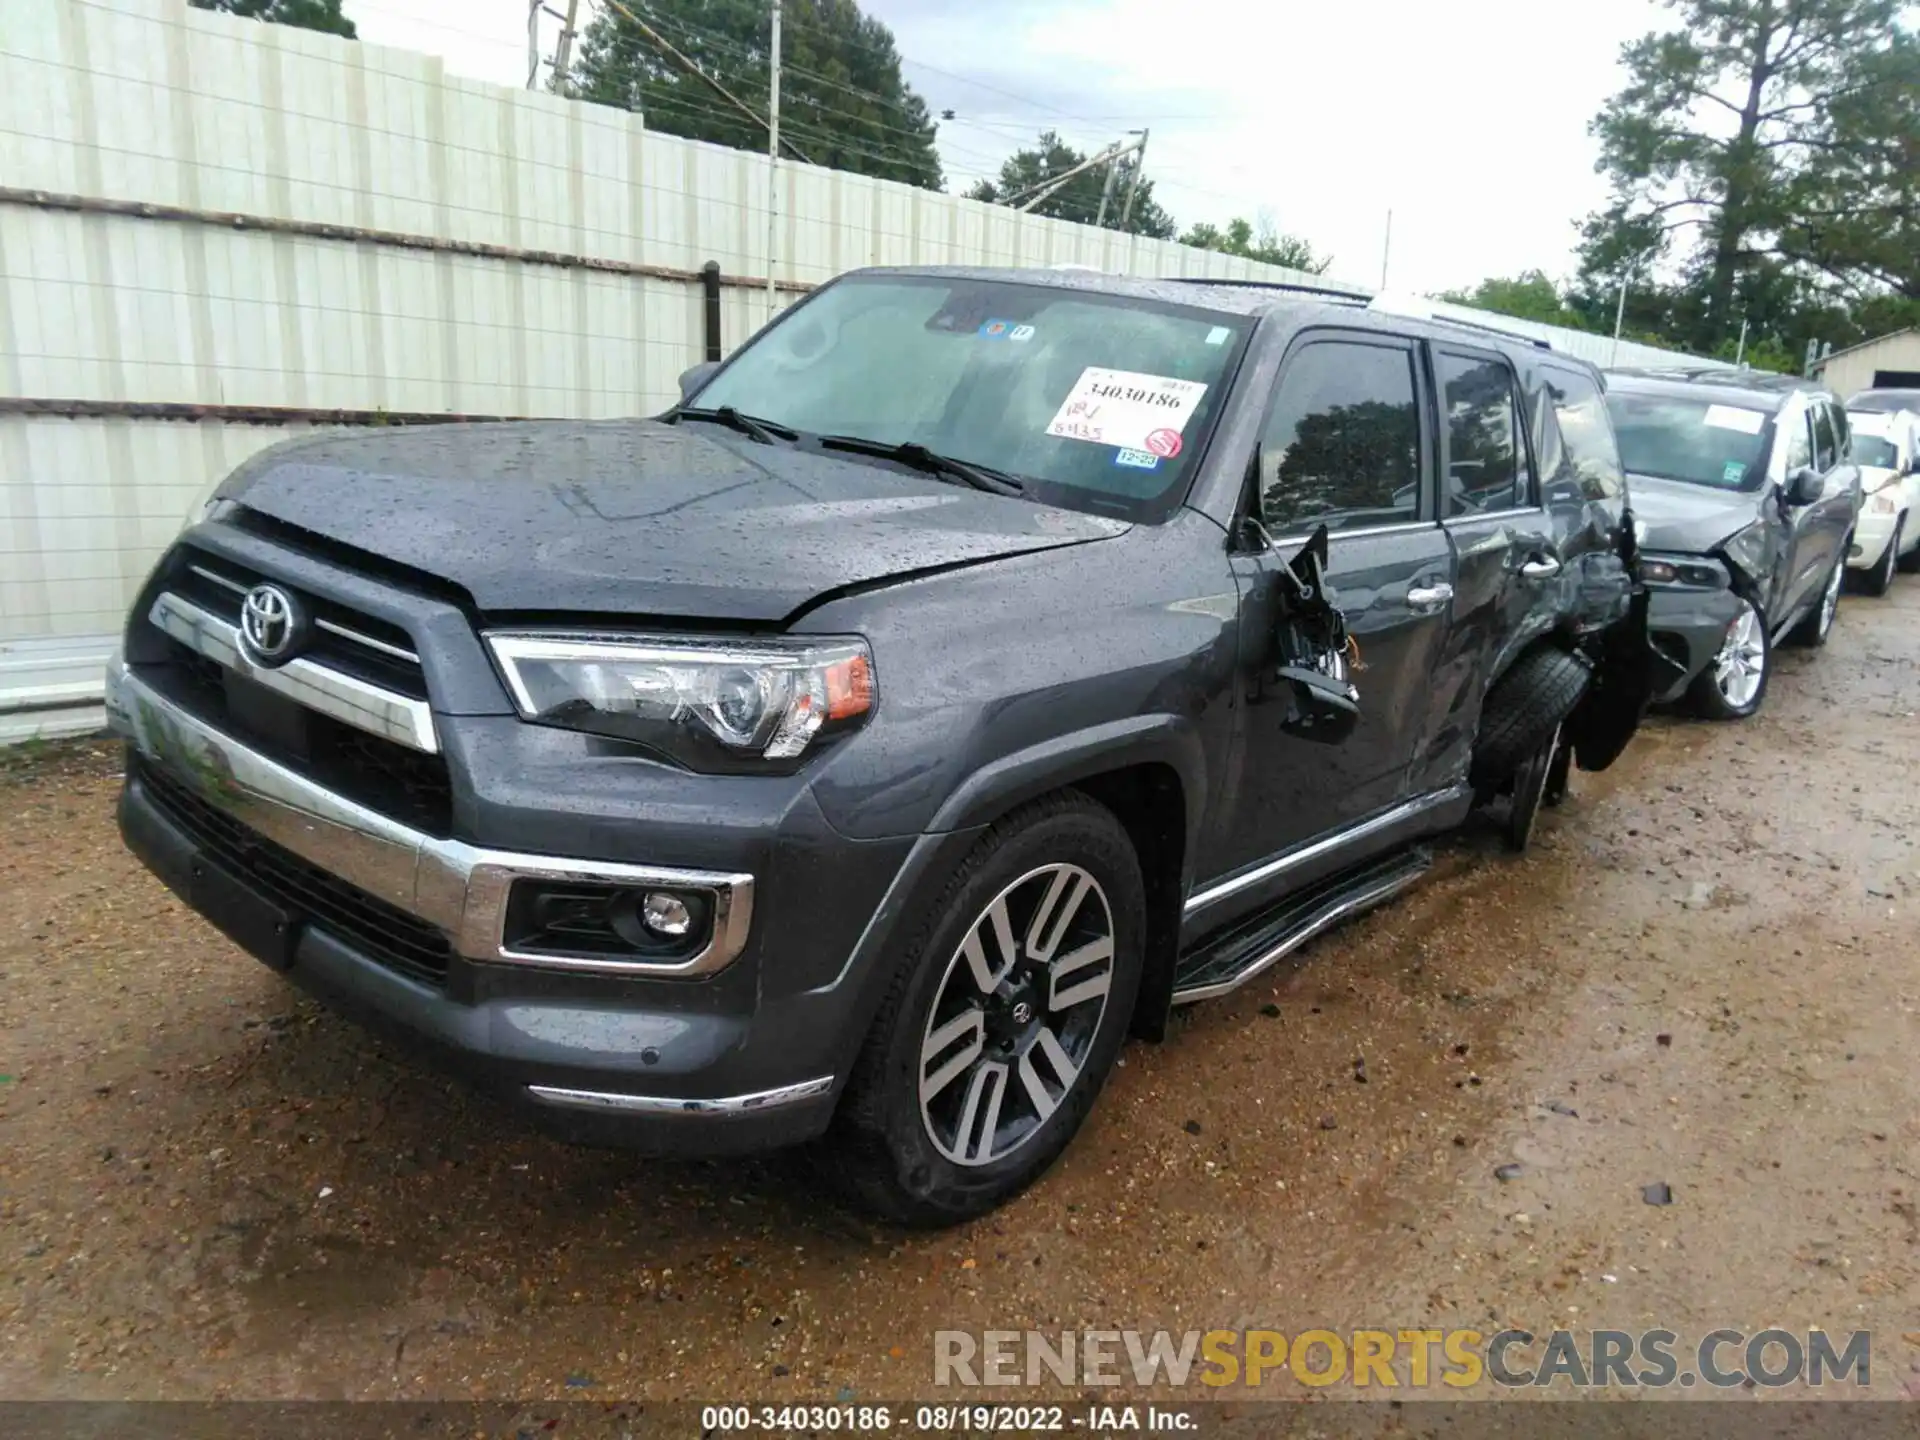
[818,435,1024,495]
[664,405,798,446]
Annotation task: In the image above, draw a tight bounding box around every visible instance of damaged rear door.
[1194,332,1456,929]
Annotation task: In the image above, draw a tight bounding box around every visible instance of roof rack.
[1164,276,1373,303]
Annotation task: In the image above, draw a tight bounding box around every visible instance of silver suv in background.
[1605,368,1861,720]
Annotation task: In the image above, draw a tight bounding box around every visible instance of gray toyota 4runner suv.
[108,267,1655,1224]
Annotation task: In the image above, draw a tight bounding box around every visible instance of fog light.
[641,891,693,937]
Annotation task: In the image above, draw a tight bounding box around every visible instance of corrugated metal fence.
[0,0,1714,740]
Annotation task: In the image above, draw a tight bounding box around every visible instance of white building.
[1815,328,1920,401]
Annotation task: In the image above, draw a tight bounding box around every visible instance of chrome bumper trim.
[526,1075,835,1116]
[107,659,755,977]
[148,591,439,754]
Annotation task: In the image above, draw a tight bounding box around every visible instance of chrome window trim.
[1440,504,1550,527]
[526,1076,834,1116]
[106,660,755,977]
[148,592,438,754]
[1183,786,1466,917]
[1261,518,1437,547]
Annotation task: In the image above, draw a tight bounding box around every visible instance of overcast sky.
[343,0,1665,296]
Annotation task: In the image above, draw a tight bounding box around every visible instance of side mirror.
[677,360,720,402]
[1785,466,1825,506]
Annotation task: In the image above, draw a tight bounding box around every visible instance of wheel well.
[1071,763,1186,1044]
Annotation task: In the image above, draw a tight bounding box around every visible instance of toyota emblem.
[238,583,305,665]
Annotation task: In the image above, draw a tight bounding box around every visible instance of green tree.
[1438,271,1593,330]
[571,0,942,190]
[967,131,1177,240]
[188,0,355,37]
[1776,28,1920,301]
[1579,0,1914,348]
[1180,215,1331,274]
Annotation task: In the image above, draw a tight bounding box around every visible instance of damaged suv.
[109,268,1652,1224]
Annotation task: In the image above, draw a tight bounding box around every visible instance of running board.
[1171,847,1432,1005]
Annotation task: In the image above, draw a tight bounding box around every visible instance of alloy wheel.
[1818,556,1843,636]
[917,863,1116,1168]
[1714,602,1766,710]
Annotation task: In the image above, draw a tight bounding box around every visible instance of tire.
[1853,518,1900,597]
[1899,520,1920,574]
[1503,724,1561,852]
[1686,595,1769,720]
[1787,549,1845,647]
[826,792,1145,1226]
[1469,646,1591,790]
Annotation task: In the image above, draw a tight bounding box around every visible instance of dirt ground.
[3,583,1918,1408]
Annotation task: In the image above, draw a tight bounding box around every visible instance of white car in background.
[1846,407,1920,595]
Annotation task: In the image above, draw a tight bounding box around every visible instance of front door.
[1196,332,1455,930]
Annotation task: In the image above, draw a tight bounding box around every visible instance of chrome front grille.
[174,555,430,700]
[133,547,454,836]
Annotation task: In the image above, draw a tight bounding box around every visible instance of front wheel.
[1853,518,1901,597]
[1787,550,1845,647]
[827,794,1144,1226]
[1687,597,1769,720]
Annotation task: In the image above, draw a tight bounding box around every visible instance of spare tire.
[1470,646,1592,791]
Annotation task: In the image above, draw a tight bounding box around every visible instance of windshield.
[689,275,1250,520]
[1852,433,1899,469]
[1605,391,1773,492]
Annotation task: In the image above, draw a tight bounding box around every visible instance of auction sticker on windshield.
[1703,404,1767,434]
[1047,367,1208,452]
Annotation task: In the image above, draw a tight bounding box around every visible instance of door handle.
[1520,556,1562,579]
[1407,582,1453,612]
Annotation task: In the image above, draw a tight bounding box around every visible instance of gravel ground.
[3,584,1918,1406]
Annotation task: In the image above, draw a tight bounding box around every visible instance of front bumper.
[106,657,888,1154]
[1645,586,1748,703]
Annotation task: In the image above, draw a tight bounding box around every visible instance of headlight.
[1718,520,1771,586]
[1637,552,1727,588]
[487,633,874,769]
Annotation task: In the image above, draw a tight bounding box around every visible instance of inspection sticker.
[1114,448,1160,470]
[1723,460,1748,484]
[1703,404,1767,434]
[1046,367,1207,451]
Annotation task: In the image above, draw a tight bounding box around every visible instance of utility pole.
[1611,276,1628,367]
[550,0,581,95]
[767,0,782,321]
[526,0,541,89]
[1734,316,1750,368]
[1379,209,1392,289]
[1118,128,1147,231]
[1093,156,1121,229]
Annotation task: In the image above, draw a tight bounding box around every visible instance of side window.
[1258,339,1423,534]
[1436,350,1526,515]
[1811,402,1836,470]
[1784,407,1812,472]
[1830,403,1850,459]
[1541,365,1625,501]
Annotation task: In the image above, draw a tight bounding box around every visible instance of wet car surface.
[3,582,1918,1402]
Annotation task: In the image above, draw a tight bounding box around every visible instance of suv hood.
[1628,473,1763,554]
[216,421,1128,621]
